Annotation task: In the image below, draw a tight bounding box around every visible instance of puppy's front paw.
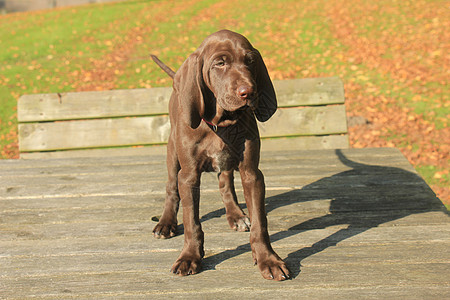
[255,254,290,281]
[171,254,202,276]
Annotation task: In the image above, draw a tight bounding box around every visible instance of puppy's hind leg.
[153,138,180,239]
[218,170,251,232]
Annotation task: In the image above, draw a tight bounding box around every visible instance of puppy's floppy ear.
[173,53,205,129]
[254,50,277,122]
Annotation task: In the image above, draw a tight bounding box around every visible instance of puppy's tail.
[151,55,176,79]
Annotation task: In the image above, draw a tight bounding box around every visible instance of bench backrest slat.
[18,87,172,122]
[18,77,344,122]
[18,77,348,158]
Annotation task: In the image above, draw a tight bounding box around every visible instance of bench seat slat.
[19,135,349,159]
[262,135,349,151]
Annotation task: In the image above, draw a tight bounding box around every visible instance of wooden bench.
[18,77,348,159]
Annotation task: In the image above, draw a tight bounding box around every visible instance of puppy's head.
[201,30,257,112]
[174,30,277,129]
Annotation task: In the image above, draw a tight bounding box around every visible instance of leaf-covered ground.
[0,0,448,205]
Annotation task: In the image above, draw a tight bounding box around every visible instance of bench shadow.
[201,149,446,278]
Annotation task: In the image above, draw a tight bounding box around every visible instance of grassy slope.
[0,0,448,205]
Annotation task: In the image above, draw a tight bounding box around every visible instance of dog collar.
[202,113,243,132]
[202,118,219,132]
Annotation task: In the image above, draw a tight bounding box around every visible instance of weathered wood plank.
[1,228,449,298]
[4,148,416,180]
[2,272,449,299]
[19,144,168,159]
[18,105,347,152]
[1,262,448,299]
[4,148,408,171]
[1,202,448,241]
[2,187,445,225]
[1,171,434,204]
[259,104,347,138]
[2,224,449,260]
[274,77,344,107]
[2,162,418,187]
[0,192,441,241]
[3,148,414,177]
[2,281,447,299]
[2,242,449,279]
[17,77,344,122]
[19,135,350,159]
[9,148,409,169]
[0,170,435,201]
[261,135,349,150]
[18,116,171,152]
[17,87,173,122]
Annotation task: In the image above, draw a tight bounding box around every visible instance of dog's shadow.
[200,149,445,278]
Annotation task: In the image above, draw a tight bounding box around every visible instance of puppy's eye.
[215,61,226,67]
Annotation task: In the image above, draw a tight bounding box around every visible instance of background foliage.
[0,0,448,204]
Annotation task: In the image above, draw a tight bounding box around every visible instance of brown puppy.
[152,30,290,281]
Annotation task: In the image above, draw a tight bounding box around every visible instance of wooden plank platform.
[1,148,449,298]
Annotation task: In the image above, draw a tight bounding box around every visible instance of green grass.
[0,1,150,141]
[416,164,449,184]
[116,0,223,88]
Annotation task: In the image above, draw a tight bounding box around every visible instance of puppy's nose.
[237,85,254,100]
